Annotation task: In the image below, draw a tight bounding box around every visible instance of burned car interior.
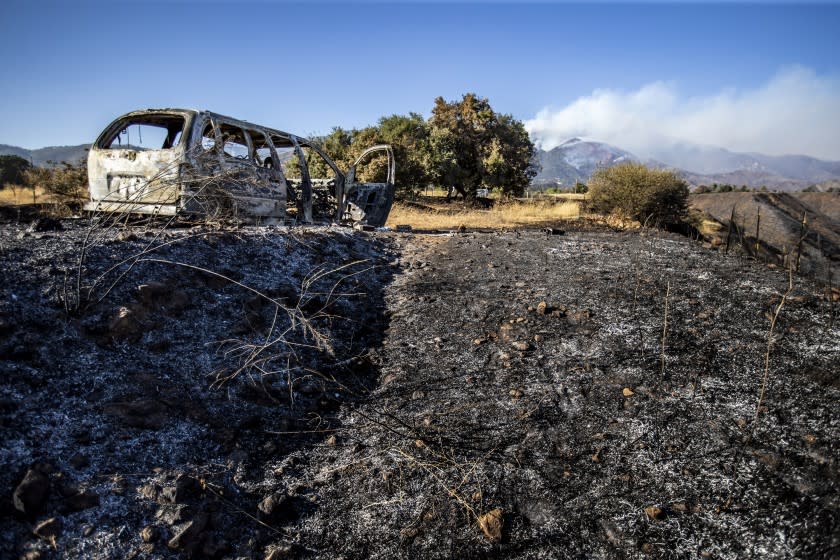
[85,109,395,227]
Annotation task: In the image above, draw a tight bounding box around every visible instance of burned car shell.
[85,109,395,226]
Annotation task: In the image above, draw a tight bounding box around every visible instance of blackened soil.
[1,221,839,560]
[281,229,839,559]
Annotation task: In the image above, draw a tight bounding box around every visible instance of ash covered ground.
[1,217,838,559]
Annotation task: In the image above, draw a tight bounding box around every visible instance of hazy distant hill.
[647,142,840,183]
[0,144,90,167]
[533,138,840,192]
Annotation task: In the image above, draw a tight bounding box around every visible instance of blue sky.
[2,1,839,158]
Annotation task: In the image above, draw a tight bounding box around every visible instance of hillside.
[0,144,90,167]
[690,192,840,272]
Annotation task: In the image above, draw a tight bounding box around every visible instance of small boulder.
[33,517,62,543]
[64,490,100,512]
[13,468,50,516]
[478,508,504,541]
[644,505,665,520]
[107,306,145,342]
[167,511,208,552]
[141,525,158,543]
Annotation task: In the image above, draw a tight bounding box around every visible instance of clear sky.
[2,1,839,158]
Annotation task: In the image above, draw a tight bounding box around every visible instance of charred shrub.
[588,163,688,226]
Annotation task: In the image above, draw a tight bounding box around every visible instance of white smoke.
[525,66,840,161]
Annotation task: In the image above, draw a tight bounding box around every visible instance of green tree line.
[296,93,537,199]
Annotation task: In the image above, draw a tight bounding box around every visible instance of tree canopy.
[427,94,536,198]
[290,94,536,199]
[0,155,31,188]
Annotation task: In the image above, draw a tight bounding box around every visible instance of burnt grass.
[1,217,839,559]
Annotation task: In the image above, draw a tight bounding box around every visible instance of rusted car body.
[85,109,395,226]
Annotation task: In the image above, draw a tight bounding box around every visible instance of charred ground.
[0,215,838,559]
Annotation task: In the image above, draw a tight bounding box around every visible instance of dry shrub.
[588,163,688,226]
[23,161,88,201]
[385,199,580,230]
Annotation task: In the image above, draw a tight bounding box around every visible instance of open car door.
[341,145,396,228]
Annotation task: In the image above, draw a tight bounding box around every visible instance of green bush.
[588,163,688,225]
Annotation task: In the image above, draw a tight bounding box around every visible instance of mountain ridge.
[533,138,840,192]
[0,144,90,167]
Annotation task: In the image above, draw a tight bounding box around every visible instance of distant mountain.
[0,144,90,167]
[532,138,840,192]
[646,142,840,183]
[533,138,636,187]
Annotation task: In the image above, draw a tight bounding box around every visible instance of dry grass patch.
[386,199,581,230]
[0,186,49,205]
[0,186,79,206]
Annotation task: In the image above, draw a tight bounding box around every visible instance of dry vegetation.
[386,198,581,230]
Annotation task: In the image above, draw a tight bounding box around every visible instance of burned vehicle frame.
[85,109,396,226]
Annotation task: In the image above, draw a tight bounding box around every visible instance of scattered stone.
[509,388,523,399]
[644,506,665,520]
[536,301,548,315]
[325,434,338,446]
[160,474,202,504]
[498,323,514,341]
[13,468,50,516]
[107,306,145,342]
[138,483,159,501]
[533,334,544,342]
[258,493,292,522]
[622,388,635,397]
[64,490,100,512]
[167,511,208,551]
[511,341,529,351]
[33,517,62,543]
[155,504,193,525]
[141,525,158,543]
[477,508,504,541]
